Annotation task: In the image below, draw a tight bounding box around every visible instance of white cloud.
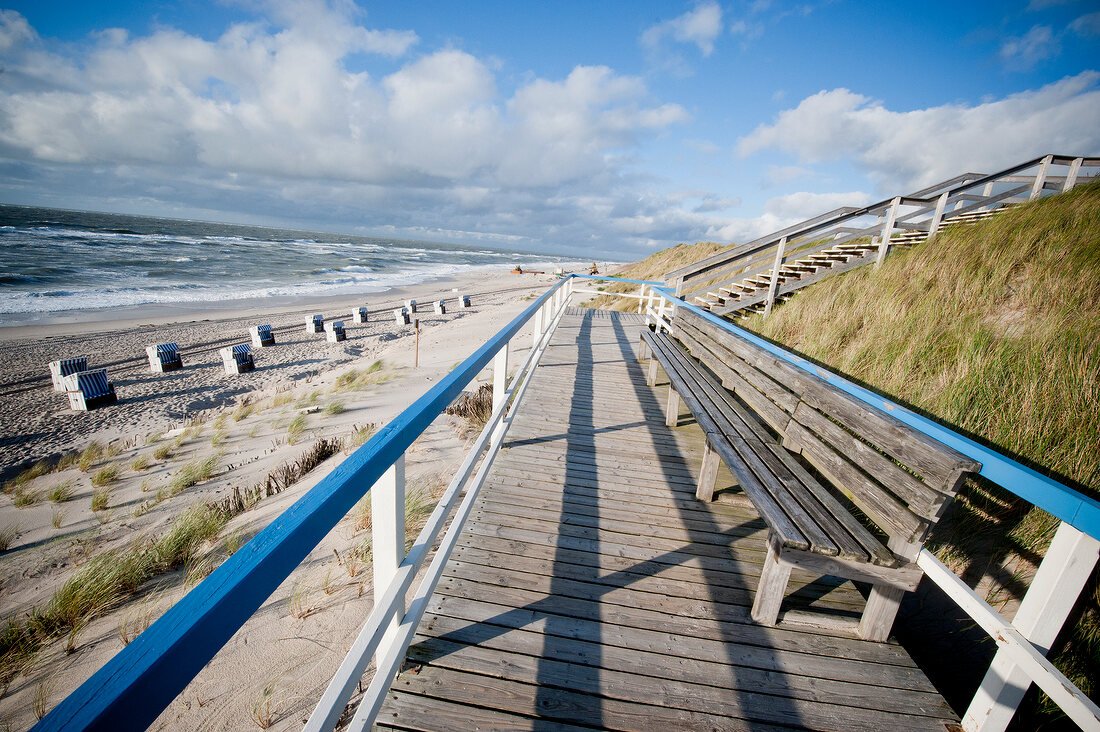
[763,190,872,219]
[641,2,724,57]
[763,164,812,187]
[999,25,1059,70]
[737,73,1100,190]
[1070,12,1100,37]
[0,3,710,256]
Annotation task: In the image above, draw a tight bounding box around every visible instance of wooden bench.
[639,307,981,641]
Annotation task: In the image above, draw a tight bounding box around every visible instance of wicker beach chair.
[65,369,117,411]
[250,324,275,348]
[461,294,472,308]
[394,308,411,325]
[433,300,446,315]
[306,314,324,334]
[49,357,87,392]
[353,307,369,324]
[220,344,255,375]
[324,320,347,343]
[145,343,183,373]
[404,299,417,314]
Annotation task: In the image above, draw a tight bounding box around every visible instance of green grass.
[294,391,320,409]
[286,416,306,445]
[347,423,376,449]
[333,361,390,391]
[0,524,17,551]
[153,444,174,461]
[91,464,120,487]
[131,455,151,471]
[12,488,44,508]
[168,455,220,495]
[90,487,111,512]
[0,502,230,682]
[3,460,53,494]
[323,401,345,416]
[211,429,228,447]
[77,442,104,472]
[233,404,254,422]
[740,181,1100,720]
[48,481,74,503]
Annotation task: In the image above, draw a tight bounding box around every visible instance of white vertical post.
[636,285,645,314]
[531,307,543,350]
[1063,157,1083,192]
[875,197,901,268]
[978,181,995,211]
[1029,154,1053,200]
[963,522,1100,732]
[371,454,406,665]
[656,294,667,333]
[763,236,788,318]
[928,191,949,238]
[493,342,509,413]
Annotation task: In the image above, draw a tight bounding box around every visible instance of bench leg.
[646,358,659,387]
[752,541,792,626]
[665,388,681,427]
[858,583,906,642]
[696,440,720,501]
[638,334,648,361]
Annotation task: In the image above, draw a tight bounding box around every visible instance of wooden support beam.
[928,191,949,238]
[874,197,901,268]
[1029,154,1053,200]
[1064,157,1083,192]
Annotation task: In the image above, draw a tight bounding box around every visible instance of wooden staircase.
[695,206,1010,318]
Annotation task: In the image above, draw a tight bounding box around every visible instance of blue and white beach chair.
[306,314,324,334]
[353,307,369,324]
[324,321,347,343]
[393,308,410,325]
[461,294,472,308]
[220,344,255,375]
[250,324,275,348]
[433,300,446,315]
[145,343,182,373]
[404,299,417,314]
[49,357,87,392]
[65,369,117,411]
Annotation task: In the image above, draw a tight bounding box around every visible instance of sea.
[0,204,572,326]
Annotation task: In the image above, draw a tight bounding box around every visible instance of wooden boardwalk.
[377,308,958,731]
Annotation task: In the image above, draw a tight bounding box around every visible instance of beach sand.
[0,267,571,729]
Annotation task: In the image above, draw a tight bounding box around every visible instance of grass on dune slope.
[742,180,1100,716]
[584,241,733,311]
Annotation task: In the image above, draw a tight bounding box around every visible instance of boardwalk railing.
[667,154,1099,314]
[642,287,1100,732]
[37,276,597,731]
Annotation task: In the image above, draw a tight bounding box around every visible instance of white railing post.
[531,306,543,350]
[875,197,901,267]
[1064,157,1083,192]
[637,284,645,314]
[963,522,1100,732]
[928,191,949,238]
[656,294,668,332]
[1029,154,1053,200]
[493,342,509,413]
[763,236,788,318]
[371,454,406,665]
[979,181,995,211]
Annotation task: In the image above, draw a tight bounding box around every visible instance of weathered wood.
[752,541,793,625]
[377,310,957,729]
[696,438,720,501]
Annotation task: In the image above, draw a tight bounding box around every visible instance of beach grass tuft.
[51,510,64,529]
[347,423,376,449]
[322,400,345,416]
[4,460,53,493]
[153,444,174,461]
[131,455,151,471]
[91,464,120,487]
[0,524,18,551]
[12,487,44,508]
[286,416,306,445]
[90,487,111,512]
[169,455,220,496]
[233,404,254,422]
[77,442,104,472]
[48,480,74,503]
[333,360,390,391]
[445,383,494,434]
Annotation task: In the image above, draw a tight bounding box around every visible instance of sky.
[0,1,1097,259]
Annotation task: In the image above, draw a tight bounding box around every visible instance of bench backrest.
[153,343,180,363]
[672,307,981,556]
[325,321,345,333]
[56,357,87,377]
[254,324,272,336]
[231,344,252,363]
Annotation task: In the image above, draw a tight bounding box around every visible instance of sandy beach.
[0,266,570,729]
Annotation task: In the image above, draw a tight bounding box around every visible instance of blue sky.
[0,1,1097,259]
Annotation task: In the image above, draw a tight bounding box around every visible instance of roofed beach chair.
[250,324,275,348]
[65,369,117,411]
[220,344,255,375]
[49,357,87,392]
[433,300,446,315]
[404,299,417,314]
[461,294,472,308]
[145,343,182,373]
[324,320,347,343]
[353,307,369,324]
[306,314,324,334]
[394,308,410,325]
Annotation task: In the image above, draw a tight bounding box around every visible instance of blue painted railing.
[37,279,573,731]
[651,289,1100,540]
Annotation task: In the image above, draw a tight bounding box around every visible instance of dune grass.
[286,416,306,445]
[322,400,345,416]
[0,502,229,683]
[333,360,390,391]
[741,181,1100,716]
[91,464,120,487]
[584,241,733,311]
[168,455,220,496]
[77,442,104,472]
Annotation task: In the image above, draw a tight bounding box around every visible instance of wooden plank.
[404,635,955,729]
[378,691,593,731]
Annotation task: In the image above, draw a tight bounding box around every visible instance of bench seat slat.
[665,341,883,563]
